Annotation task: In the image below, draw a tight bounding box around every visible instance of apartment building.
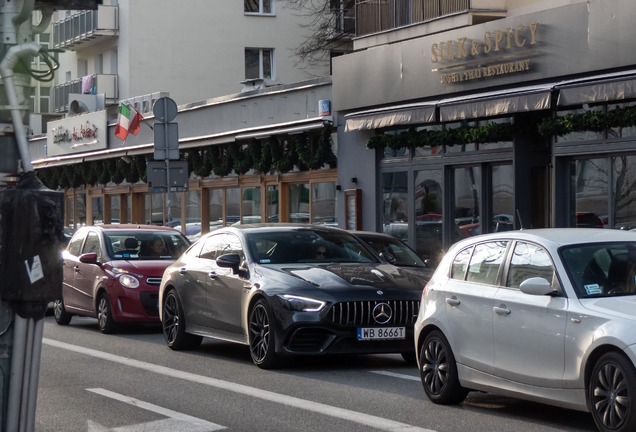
[31,0,350,232]
[334,0,636,262]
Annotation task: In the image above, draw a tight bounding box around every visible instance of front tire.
[53,300,72,325]
[589,351,636,432]
[419,330,468,404]
[97,293,118,334]
[162,289,202,350]
[248,299,280,369]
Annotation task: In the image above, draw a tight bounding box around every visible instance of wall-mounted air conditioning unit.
[67,93,106,115]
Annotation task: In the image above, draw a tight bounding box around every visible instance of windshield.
[105,231,190,260]
[560,242,636,298]
[246,228,379,264]
[358,235,426,267]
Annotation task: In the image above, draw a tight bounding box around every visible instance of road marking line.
[87,388,225,431]
[44,338,436,432]
[370,371,421,381]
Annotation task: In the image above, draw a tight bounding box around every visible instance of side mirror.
[217,253,241,272]
[520,277,557,296]
[79,252,99,265]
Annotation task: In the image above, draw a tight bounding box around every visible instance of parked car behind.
[159,224,426,368]
[55,224,190,333]
[352,230,433,282]
[415,228,636,432]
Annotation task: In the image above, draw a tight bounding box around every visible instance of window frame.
[244,47,274,81]
[244,0,275,16]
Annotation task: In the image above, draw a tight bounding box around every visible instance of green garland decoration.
[367,123,515,150]
[36,125,338,188]
[537,105,636,136]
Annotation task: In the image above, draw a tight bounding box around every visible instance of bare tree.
[283,0,355,69]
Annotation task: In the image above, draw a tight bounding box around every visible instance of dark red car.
[55,224,190,333]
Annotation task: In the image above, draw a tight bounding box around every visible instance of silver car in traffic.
[415,228,636,432]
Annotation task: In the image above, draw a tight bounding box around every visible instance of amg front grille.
[328,300,420,326]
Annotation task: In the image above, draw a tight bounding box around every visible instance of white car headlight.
[118,274,140,289]
[279,294,325,312]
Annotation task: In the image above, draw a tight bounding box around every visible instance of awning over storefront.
[344,102,436,132]
[32,117,332,168]
[556,69,636,106]
[437,84,554,122]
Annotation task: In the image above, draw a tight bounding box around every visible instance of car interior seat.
[606,254,635,294]
[122,237,139,253]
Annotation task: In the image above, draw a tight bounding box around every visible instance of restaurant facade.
[333,0,636,262]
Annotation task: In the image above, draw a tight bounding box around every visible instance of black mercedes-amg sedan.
[159,224,425,368]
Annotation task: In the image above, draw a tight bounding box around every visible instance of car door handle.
[208,271,218,279]
[178,267,187,274]
[494,306,511,315]
[446,297,460,306]
[74,265,80,273]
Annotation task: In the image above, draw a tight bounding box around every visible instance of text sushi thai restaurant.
[333,0,636,263]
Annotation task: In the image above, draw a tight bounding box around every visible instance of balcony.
[53,5,118,50]
[54,74,118,113]
[355,0,505,37]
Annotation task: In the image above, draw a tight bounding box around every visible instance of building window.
[245,48,273,80]
[244,0,273,14]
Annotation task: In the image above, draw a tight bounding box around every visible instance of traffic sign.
[152,97,178,122]
[153,122,179,160]
[146,161,189,193]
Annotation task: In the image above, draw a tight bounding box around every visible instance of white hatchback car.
[415,228,636,432]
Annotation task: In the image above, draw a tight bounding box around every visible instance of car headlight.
[118,274,140,289]
[279,294,325,312]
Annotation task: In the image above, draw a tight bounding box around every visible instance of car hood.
[580,296,636,320]
[108,259,175,277]
[258,262,426,292]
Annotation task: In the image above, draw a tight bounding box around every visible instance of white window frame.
[245,48,274,81]
[244,0,275,16]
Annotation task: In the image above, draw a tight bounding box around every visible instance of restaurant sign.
[46,110,107,157]
[432,22,540,84]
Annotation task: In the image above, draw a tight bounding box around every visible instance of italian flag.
[114,104,143,141]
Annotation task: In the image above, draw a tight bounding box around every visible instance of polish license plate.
[357,327,405,341]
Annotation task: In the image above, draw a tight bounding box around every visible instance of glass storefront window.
[226,188,240,225]
[66,195,73,228]
[209,189,224,228]
[613,155,636,229]
[414,170,443,262]
[166,192,181,227]
[185,190,201,235]
[151,194,164,225]
[382,129,411,159]
[267,185,279,223]
[571,158,608,228]
[92,196,104,225]
[453,166,481,237]
[109,195,120,224]
[491,165,514,232]
[311,182,337,225]
[289,183,310,223]
[242,186,261,223]
[76,190,86,227]
[382,172,408,240]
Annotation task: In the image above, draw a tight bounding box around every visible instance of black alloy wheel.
[419,330,468,404]
[589,352,636,432]
[96,293,118,334]
[53,299,72,325]
[162,289,202,350]
[248,299,279,369]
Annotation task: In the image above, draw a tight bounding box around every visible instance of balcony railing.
[53,5,118,50]
[333,7,356,34]
[356,0,471,36]
[54,74,118,113]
